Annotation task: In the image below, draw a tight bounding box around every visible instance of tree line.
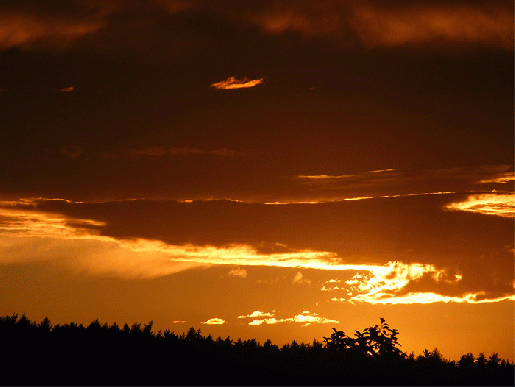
[0,313,513,385]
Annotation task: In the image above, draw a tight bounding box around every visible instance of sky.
[0,0,514,361]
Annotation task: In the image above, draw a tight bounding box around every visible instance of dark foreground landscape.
[0,314,513,386]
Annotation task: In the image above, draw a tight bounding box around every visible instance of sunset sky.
[1,0,514,361]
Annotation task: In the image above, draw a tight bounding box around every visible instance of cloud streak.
[211,77,264,90]
[125,146,243,157]
[239,310,339,327]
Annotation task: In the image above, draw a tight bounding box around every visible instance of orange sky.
[0,0,513,361]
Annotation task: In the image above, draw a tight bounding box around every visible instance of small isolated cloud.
[211,76,264,90]
[228,268,247,278]
[60,145,82,159]
[201,317,225,325]
[57,85,75,92]
[292,271,311,285]
[445,193,515,218]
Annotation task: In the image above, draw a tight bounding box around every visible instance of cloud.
[1,197,512,303]
[125,146,243,157]
[60,145,82,159]
[57,85,75,92]
[348,1,513,50]
[324,261,515,304]
[0,11,104,50]
[238,311,274,319]
[445,193,515,218]
[228,268,247,278]
[201,317,225,325]
[247,0,513,50]
[478,172,515,184]
[292,271,311,285]
[287,165,513,202]
[211,77,264,90]
[239,310,339,327]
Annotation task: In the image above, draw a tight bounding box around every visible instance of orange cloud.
[325,262,515,304]
[0,12,103,50]
[445,193,515,218]
[211,77,264,90]
[240,310,339,327]
[478,172,515,184]
[57,85,75,92]
[238,311,275,319]
[249,1,512,50]
[349,2,513,49]
[1,199,512,304]
[201,317,226,325]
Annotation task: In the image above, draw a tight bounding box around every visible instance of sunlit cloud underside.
[0,203,513,304]
[445,193,515,218]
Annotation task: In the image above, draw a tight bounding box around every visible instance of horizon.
[1,0,513,363]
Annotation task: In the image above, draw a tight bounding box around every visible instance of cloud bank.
[1,198,512,304]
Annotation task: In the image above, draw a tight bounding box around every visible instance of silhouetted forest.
[0,314,513,386]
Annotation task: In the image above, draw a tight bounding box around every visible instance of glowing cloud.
[324,263,515,304]
[1,199,512,304]
[238,310,338,327]
[445,194,515,218]
[238,311,274,319]
[478,172,515,184]
[211,77,264,90]
[201,318,225,325]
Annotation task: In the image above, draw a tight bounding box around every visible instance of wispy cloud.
[125,146,243,157]
[445,193,515,218]
[348,1,513,50]
[287,165,512,203]
[228,268,247,278]
[478,172,515,184]
[0,12,104,50]
[211,77,264,90]
[248,1,513,50]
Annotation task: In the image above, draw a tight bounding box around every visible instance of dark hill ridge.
[0,314,513,385]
